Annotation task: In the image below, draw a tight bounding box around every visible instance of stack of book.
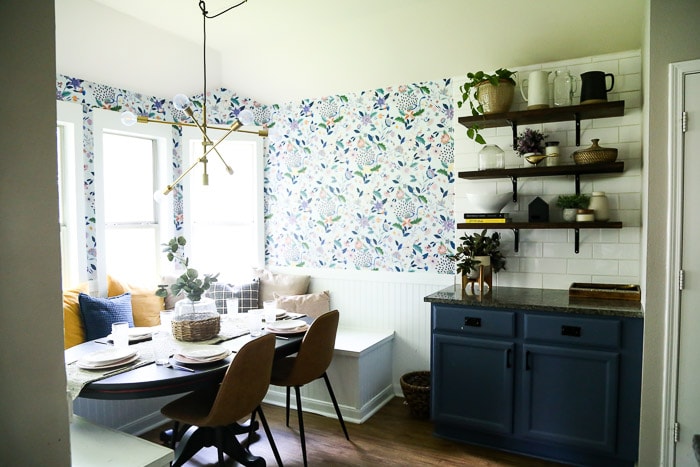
[463,213,511,224]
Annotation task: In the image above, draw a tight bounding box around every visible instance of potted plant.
[514,128,547,164]
[457,68,517,144]
[156,236,221,341]
[450,229,507,280]
[556,194,590,222]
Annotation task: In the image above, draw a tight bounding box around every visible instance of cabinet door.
[520,344,619,453]
[432,333,514,434]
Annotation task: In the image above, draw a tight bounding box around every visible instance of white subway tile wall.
[453,50,642,289]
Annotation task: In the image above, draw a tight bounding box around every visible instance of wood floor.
[141,397,566,466]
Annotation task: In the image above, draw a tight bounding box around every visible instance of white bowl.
[465,192,512,213]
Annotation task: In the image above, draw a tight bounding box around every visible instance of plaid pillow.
[233,278,260,312]
[205,282,235,314]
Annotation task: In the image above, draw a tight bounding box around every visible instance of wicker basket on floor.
[400,371,431,419]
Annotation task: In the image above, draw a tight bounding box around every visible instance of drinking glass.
[160,310,173,333]
[111,321,129,349]
[225,298,239,321]
[247,310,263,337]
[151,330,170,365]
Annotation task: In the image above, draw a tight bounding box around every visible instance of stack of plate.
[173,345,231,365]
[266,319,309,335]
[108,327,153,343]
[77,347,139,370]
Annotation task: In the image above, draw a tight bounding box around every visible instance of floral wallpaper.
[55,74,456,277]
[266,81,455,272]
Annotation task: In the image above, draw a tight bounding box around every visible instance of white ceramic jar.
[545,141,560,167]
[588,191,610,221]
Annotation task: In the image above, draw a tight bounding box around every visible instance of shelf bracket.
[574,112,581,146]
[512,228,520,253]
[510,176,519,202]
[574,228,580,254]
[575,174,581,194]
[508,120,518,148]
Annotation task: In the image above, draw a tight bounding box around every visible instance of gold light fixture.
[120,0,266,196]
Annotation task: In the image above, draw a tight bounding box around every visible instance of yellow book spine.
[462,218,509,223]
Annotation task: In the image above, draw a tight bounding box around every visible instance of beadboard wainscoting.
[72,394,179,435]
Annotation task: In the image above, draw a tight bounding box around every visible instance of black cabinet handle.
[464,317,481,327]
[525,350,532,371]
[561,325,582,337]
[506,349,512,369]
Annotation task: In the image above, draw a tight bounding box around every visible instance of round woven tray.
[400,371,431,418]
[172,314,220,341]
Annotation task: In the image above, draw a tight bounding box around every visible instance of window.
[93,109,170,286]
[182,127,264,279]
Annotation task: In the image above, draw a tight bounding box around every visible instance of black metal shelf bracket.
[574,112,581,146]
[509,120,517,148]
[512,228,520,252]
[510,176,519,202]
[575,174,581,194]
[575,228,580,254]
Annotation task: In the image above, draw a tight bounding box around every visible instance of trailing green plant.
[155,236,218,302]
[449,229,507,275]
[555,194,591,209]
[456,68,517,144]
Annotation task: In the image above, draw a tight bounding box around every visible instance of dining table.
[64,314,311,466]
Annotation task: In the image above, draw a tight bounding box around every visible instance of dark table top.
[65,331,304,400]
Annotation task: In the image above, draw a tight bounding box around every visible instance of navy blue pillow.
[78,292,134,341]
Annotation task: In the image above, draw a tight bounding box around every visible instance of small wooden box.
[568,283,641,301]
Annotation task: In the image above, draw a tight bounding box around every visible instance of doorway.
[669,59,700,466]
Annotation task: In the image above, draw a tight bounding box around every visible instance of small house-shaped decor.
[528,197,549,222]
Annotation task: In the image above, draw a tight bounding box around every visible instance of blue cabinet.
[430,303,643,467]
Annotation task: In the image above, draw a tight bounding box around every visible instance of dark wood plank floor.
[140,397,566,466]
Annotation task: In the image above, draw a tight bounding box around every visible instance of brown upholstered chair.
[270,309,349,466]
[161,334,282,467]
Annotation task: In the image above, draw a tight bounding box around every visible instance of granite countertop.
[424,285,643,319]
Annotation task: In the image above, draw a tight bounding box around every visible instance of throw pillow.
[63,282,90,349]
[232,279,260,313]
[109,276,164,327]
[79,292,134,341]
[205,282,235,314]
[273,291,331,318]
[253,268,310,303]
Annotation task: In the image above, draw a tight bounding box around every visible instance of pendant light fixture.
[121,0,266,195]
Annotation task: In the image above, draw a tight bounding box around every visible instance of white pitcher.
[519,71,550,109]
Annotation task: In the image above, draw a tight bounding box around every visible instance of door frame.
[665,58,700,467]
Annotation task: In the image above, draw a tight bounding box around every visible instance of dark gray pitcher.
[580,71,614,104]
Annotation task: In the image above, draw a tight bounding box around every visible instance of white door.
[675,69,700,466]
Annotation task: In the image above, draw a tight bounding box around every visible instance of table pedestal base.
[172,424,264,467]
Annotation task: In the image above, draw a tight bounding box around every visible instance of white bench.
[70,415,173,467]
[264,328,394,423]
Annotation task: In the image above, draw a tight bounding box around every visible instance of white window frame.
[181,125,264,279]
[92,108,171,286]
[56,101,86,288]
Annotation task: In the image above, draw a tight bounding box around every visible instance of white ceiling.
[87,0,645,104]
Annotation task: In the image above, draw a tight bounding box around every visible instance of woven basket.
[172,314,220,341]
[476,80,515,114]
[573,139,618,165]
[400,371,431,419]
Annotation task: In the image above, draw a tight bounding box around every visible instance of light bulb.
[121,111,137,127]
[237,109,254,126]
[173,94,191,111]
[153,189,167,204]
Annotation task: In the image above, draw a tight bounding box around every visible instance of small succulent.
[556,194,591,209]
[155,236,218,302]
[514,128,546,156]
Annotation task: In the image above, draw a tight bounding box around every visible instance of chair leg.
[246,409,259,448]
[215,427,225,466]
[322,372,350,440]
[256,406,284,467]
[293,385,308,467]
[285,386,291,427]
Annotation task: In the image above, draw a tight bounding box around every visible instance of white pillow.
[253,268,310,303]
[273,291,331,318]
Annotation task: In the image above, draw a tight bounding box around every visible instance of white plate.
[180,345,229,360]
[128,327,153,338]
[78,352,139,370]
[173,349,231,365]
[267,319,306,330]
[79,347,137,365]
[266,323,309,335]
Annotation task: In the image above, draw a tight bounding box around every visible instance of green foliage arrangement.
[555,194,591,209]
[450,229,507,275]
[155,236,218,302]
[456,68,517,144]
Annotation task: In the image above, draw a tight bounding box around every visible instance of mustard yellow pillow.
[127,283,164,327]
[63,282,89,349]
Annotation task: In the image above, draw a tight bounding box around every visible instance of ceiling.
[89,0,645,104]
